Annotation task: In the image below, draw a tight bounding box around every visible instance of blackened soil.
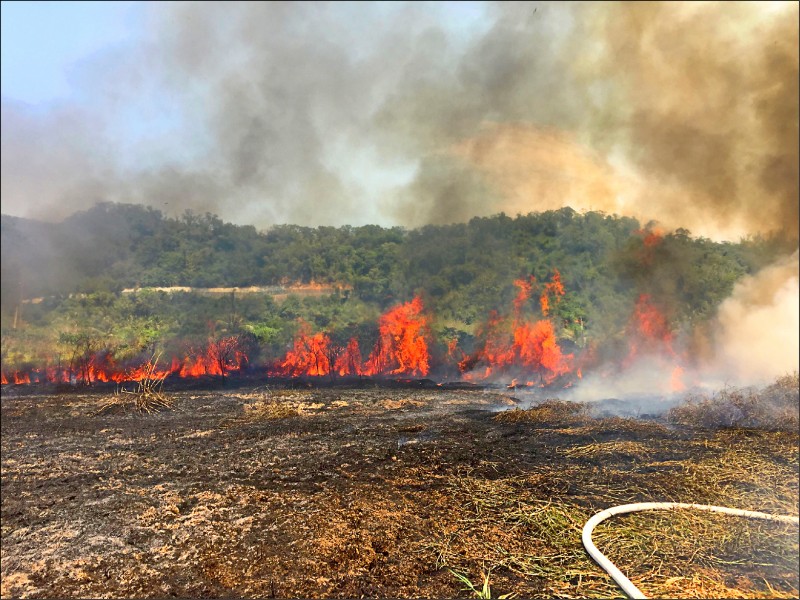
[1,387,797,599]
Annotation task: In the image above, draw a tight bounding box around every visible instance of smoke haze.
[708,250,800,385]
[2,1,797,240]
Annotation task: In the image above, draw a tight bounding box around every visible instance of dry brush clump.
[669,373,799,431]
[221,395,301,428]
[493,399,590,426]
[93,355,174,415]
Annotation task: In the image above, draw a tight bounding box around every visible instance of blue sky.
[1,1,144,104]
[0,1,489,105]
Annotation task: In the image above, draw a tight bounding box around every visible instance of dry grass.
[493,399,590,425]
[670,373,799,431]
[559,439,656,460]
[429,471,798,598]
[93,356,174,415]
[429,406,799,599]
[221,397,301,428]
[593,510,799,599]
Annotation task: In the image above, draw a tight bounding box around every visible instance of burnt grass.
[1,383,798,599]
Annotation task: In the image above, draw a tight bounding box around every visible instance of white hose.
[582,502,800,599]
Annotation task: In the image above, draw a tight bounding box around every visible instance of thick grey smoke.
[2,1,797,240]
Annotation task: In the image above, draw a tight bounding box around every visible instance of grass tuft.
[493,399,589,425]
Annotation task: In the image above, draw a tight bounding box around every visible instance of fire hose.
[582,502,800,599]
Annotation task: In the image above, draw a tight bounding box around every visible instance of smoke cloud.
[1,1,796,240]
[706,250,800,385]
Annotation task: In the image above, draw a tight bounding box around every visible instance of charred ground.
[1,384,798,599]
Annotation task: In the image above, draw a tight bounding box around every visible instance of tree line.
[1,202,791,373]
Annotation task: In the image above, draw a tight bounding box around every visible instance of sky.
[1,1,142,102]
[1,1,798,242]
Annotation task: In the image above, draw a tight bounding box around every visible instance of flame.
[513,276,535,315]
[625,294,675,363]
[540,269,565,316]
[274,297,430,378]
[365,297,430,376]
[514,319,571,380]
[180,337,247,377]
[635,227,665,248]
[670,365,686,392]
[1,338,246,386]
[277,323,332,377]
[458,271,574,385]
[622,293,687,391]
[334,337,363,377]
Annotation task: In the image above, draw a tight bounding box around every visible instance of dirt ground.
[1,383,798,599]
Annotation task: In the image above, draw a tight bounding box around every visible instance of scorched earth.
[1,383,798,599]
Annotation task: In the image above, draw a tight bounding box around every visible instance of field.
[1,384,798,599]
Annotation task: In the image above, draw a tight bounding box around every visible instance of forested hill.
[0,202,788,339]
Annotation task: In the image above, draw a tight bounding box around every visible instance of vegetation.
[0,202,792,374]
[669,373,800,431]
[432,393,799,599]
[93,354,174,415]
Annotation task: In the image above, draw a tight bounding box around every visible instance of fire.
[622,294,687,391]
[513,276,535,315]
[365,297,430,376]
[670,365,686,392]
[634,227,665,266]
[458,271,574,384]
[0,338,246,386]
[463,316,573,384]
[1,266,686,393]
[540,269,565,316]
[277,323,332,377]
[514,319,571,379]
[625,294,676,362]
[638,228,664,248]
[334,338,363,377]
[273,297,431,378]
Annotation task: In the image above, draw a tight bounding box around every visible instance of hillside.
[0,202,791,380]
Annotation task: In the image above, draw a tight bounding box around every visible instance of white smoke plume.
[706,251,800,386]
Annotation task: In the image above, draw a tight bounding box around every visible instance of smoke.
[1,1,796,239]
[706,250,800,385]
[444,1,799,240]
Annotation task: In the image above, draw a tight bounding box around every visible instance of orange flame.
[364,297,430,376]
[334,337,363,377]
[513,276,535,315]
[623,294,687,391]
[277,323,332,377]
[540,269,565,317]
[625,294,675,362]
